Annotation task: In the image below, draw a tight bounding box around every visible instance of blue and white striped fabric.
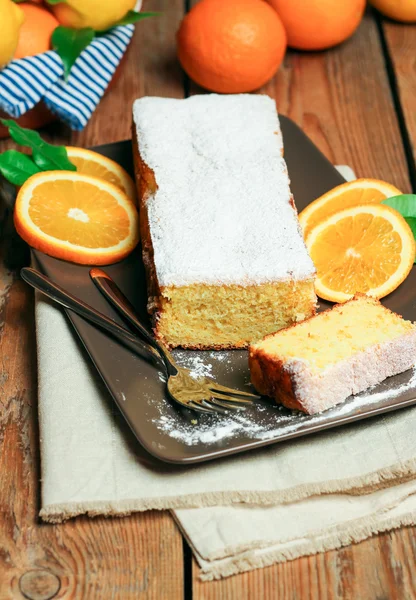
[0,24,134,131]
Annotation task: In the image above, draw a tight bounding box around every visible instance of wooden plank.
[190,8,416,597]
[381,18,416,189]
[186,9,409,191]
[69,0,185,148]
[192,529,416,599]
[265,10,410,192]
[0,1,185,598]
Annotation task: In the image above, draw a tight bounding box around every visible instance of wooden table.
[1,2,416,598]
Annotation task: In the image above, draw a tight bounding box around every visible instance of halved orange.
[66,147,136,203]
[299,179,402,238]
[14,172,140,265]
[305,204,415,303]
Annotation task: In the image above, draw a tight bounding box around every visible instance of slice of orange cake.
[132,94,316,349]
[249,295,416,414]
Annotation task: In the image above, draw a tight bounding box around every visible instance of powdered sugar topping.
[153,365,416,446]
[133,94,315,287]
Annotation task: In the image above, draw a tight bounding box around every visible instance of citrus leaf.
[32,144,76,172]
[404,217,416,263]
[52,26,95,80]
[0,150,41,186]
[382,194,416,217]
[382,195,416,263]
[405,216,416,237]
[0,119,76,172]
[111,11,159,27]
[45,0,67,3]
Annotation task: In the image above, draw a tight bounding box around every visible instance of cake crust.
[249,295,416,414]
[132,132,161,316]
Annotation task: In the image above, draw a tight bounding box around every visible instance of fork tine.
[209,383,261,400]
[200,400,229,414]
[209,390,255,404]
[210,391,252,406]
[209,398,246,411]
[188,401,218,414]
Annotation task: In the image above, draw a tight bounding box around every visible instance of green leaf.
[0,119,76,172]
[45,0,67,4]
[111,11,159,27]
[52,26,95,79]
[382,194,416,263]
[404,217,416,263]
[382,194,416,217]
[0,150,41,186]
[405,216,416,239]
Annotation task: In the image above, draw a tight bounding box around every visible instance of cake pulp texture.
[133,94,316,348]
[249,295,416,414]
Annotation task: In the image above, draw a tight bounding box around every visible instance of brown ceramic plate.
[32,116,416,464]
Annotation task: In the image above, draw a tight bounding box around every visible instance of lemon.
[0,0,24,68]
[51,0,137,31]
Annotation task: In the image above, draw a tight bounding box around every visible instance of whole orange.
[370,0,416,22]
[266,0,366,51]
[14,3,59,59]
[177,0,287,94]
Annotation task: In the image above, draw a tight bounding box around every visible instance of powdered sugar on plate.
[157,351,235,384]
[173,351,214,379]
[152,366,416,446]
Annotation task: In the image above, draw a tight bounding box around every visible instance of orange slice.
[299,179,402,238]
[66,146,136,203]
[14,172,140,265]
[305,204,415,303]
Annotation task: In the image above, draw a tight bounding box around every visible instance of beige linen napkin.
[36,167,416,580]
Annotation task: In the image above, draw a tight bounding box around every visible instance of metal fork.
[20,267,260,415]
[89,268,260,414]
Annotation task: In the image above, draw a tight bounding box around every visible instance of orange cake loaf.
[249,295,416,414]
[132,94,316,349]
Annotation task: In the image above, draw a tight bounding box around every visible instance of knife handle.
[21,267,162,366]
[89,268,179,377]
